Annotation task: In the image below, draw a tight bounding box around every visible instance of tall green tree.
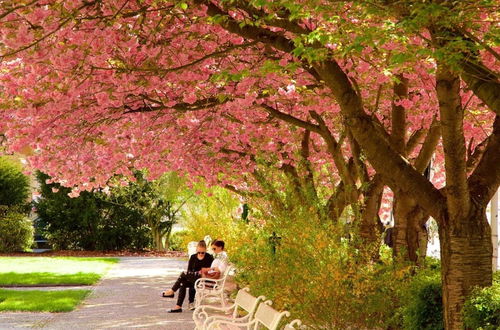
[36,172,151,250]
[108,172,192,251]
[0,157,30,208]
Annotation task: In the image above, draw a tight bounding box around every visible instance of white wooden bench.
[206,300,290,330]
[194,265,235,308]
[284,319,302,329]
[193,287,265,330]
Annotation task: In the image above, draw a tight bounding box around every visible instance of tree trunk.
[393,192,429,263]
[151,226,165,251]
[439,205,492,329]
[358,176,384,258]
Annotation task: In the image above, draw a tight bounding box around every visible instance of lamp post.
[269,231,281,255]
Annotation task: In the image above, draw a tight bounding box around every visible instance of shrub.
[0,157,30,207]
[180,186,245,255]
[463,272,500,330]
[180,186,414,329]
[0,207,34,252]
[35,172,152,251]
[232,216,407,329]
[169,230,188,251]
[94,204,152,251]
[397,266,444,330]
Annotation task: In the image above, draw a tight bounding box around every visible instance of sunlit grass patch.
[0,289,90,312]
[0,257,118,286]
[0,272,102,286]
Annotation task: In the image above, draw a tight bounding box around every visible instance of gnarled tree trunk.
[393,192,429,264]
[439,205,492,329]
[359,175,384,246]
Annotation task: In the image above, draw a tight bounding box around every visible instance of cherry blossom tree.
[0,1,498,327]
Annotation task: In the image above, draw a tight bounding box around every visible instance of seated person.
[163,240,213,312]
[200,239,228,279]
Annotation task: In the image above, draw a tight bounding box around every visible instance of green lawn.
[0,289,90,312]
[0,257,118,286]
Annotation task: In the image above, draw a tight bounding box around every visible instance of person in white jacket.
[200,240,228,279]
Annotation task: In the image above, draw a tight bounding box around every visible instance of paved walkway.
[0,257,196,329]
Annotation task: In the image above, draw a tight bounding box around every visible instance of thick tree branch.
[466,136,489,174]
[460,61,500,116]
[300,129,319,202]
[468,116,500,204]
[391,75,408,155]
[224,184,263,198]
[200,0,446,220]
[414,117,440,173]
[123,97,221,113]
[325,181,348,222]
[310,59,445,220]
[347,129,369,183]
[405,128,426,155]
[260,104,321,133]
[436,63,470,217]
[230,0,311,35]
[309,110,357,189]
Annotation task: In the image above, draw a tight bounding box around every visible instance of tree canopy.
[0,1,498,328]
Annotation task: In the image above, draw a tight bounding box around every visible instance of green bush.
[0,157,30,207]
[169,230,188,251]
[179,186,244,255]
[463,272,500,330]
[398,266,444,330]
[35,172,152,251]
[180,186,410,329]
[0,207,34,252]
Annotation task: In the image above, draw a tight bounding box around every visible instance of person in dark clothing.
[384,226,394,248]
[163,240,213,312]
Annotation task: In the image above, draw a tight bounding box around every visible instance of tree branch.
[391,75,408,155]
[436,62,470,217]
[466,136,489,174]
[414,117,440,173]
[405,128,426,155]
[468,116,500,204]
[300,129,319,202]
[260,104,321,133]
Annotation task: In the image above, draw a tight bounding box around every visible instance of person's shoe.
[188,303,195,310]
[168,308,182,313]
[162,290,175,298]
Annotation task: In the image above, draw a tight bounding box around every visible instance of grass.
[0,257,118,286]
[0,289,91,312]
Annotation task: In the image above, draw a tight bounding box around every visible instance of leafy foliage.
[0,157,30,208]
[182,188,405,329]
[0,0,498,327]
[463,272,500,330]
[106,171,192,250]
[397,264,444,330]
[0,206,34,252]
[180,185,244,253]
[35,172,151,251]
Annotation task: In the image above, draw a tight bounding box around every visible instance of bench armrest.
[194,277,223,289]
